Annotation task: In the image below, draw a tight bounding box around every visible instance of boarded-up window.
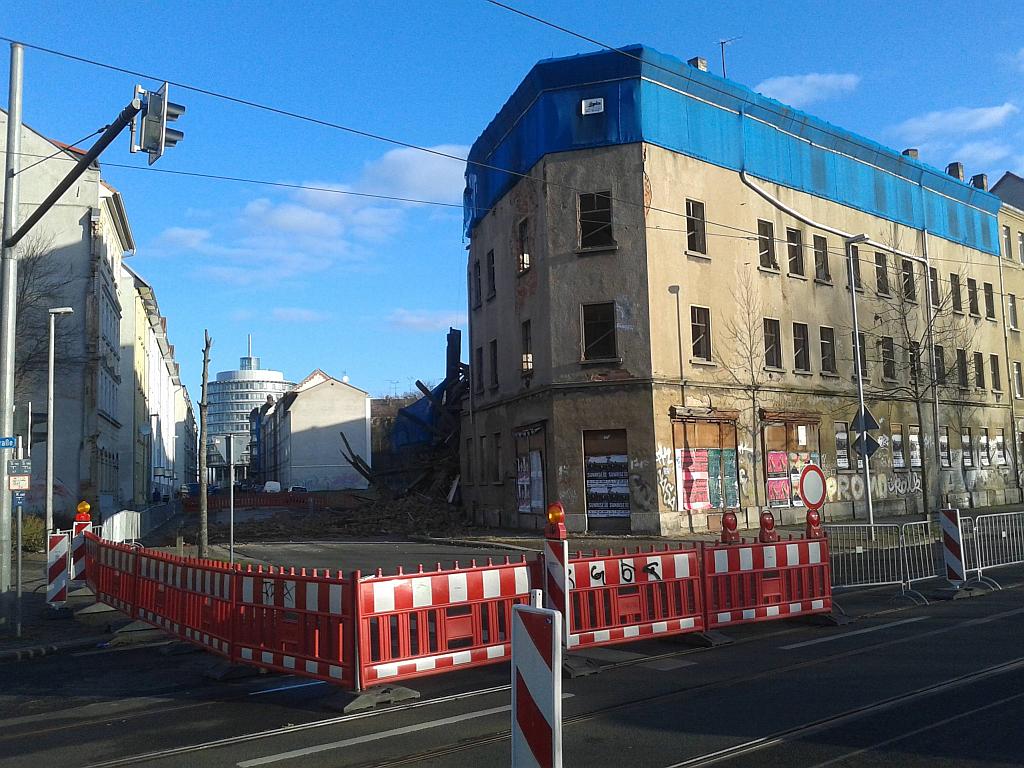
[764,421,821,508]
[583,430,630,519]
[672,420,739,511]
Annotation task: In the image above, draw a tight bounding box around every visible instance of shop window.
[834,422,850,470]
[939,426,951,468]
[962,428,973,468]
[583,430,630,520]
[514,424,546,515]
[891,423,905,469]
[909,425,921,469]
[979,428,990,467]
[764,421,820,508]
[995,429,1006,465]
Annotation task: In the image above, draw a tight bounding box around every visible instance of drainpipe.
[995,249,1022,499]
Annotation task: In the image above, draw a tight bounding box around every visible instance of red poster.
[677,448,711,511]
[767,478,792,507]
[767,451,788,475]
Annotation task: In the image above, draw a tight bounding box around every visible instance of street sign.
[8,475,29,491]
[852,432,880,458]
[12,490,26,506]
[850,406,879,434]
[7,458,31,474]
[798,464,827,511]
[0,436,15,450]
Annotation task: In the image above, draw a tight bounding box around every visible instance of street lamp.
[844,235,874,528]
[46,307,73,533]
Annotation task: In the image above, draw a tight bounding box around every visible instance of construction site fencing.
[100,510,141,543]
[85,526,835,693]
[900,520,940,586]
[182,492,326,513]
[356,557,532,687]
[566,545,704,650]
[701,537,832,630]
[970,511,1024,586]
[824,524,903,589]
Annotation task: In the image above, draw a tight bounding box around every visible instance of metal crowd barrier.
[824,524,903,589]
[101,510,142,543]
[969,511,1024,589]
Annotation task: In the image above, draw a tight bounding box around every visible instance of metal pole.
[922,233,943,511]
[15,498,21,638]
[846,238,875,527]
[0,42,24,599]
[228,435,234,565]
[46,311,55,533]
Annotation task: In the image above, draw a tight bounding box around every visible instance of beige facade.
[461,52,1021,534]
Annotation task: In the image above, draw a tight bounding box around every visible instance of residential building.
[206,338,292,481]
[462,47,1020,534]
[252,370,371,490]
[1,111,132,518]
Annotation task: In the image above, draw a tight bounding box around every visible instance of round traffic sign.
[798,464,827,511]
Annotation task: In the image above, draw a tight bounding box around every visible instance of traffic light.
[136,82,185,164]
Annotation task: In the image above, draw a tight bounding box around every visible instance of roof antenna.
[718,36,741,79]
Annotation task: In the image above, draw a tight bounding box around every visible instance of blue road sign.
[852,432,881,458]
[0,436,15,450]
[12,490,26,506]
[850,407,880,434]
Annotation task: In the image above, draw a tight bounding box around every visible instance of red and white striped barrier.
[70,521,92,582]
[511,601,562,768]
[702,538,832,630]
[566,547,704,650]
[543,537,570,645]
[358,559,531,686]
[939,508,966,586]
[47,532,70,607]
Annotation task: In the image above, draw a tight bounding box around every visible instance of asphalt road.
[2,569,1023,768]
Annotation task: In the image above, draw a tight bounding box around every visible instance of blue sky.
[2,1,1023,399]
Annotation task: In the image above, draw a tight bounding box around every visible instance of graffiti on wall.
[654,445,677,510]
[826,472,923,502]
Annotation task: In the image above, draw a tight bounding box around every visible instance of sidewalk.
[0,551,114,661]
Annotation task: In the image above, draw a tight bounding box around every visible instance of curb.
[0,634,111,663]
[408,534,541,553]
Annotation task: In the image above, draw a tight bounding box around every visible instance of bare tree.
[14,234,74,397]
[717,267,769,510]
[854,237,979,514]
[199,330,212,558]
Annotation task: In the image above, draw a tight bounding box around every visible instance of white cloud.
[386,308,467,332]
[157,226,210,249]
[951,140,1014,168]
[753,73,860,108]
[892,103,1019,142]
[361,144,469,205]
[271,307,332,323]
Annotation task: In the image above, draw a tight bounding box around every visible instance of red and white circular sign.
[798,464,827,511]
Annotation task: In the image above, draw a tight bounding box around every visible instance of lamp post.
[844,235,874,527]
[46,307,73,533]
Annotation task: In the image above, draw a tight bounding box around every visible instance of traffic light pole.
[4,97,141,250]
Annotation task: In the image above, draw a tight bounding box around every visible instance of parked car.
[262,481,281,493]
[286,485,308,494]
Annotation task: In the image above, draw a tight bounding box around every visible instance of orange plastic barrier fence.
[702,536,832,629]
[234,565,356,689]
[567,544,705,650]
[357,557,532,686]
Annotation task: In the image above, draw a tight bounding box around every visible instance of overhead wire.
[1,37,1013,280]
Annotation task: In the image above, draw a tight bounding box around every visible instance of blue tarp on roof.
[464,45,1001,255]
[391,381,447,451]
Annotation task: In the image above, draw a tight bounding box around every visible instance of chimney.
[946,162,965,181]
[687,56,708,72]
[970,173,989,191]
[901,148,919,159]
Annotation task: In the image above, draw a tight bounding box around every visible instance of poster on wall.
[767,478,792,507]
[529,450,544,511]
[835,424,851,470]
[909,429,922,468]
[516,456,531,514]
[706,449,724,508]
[721,449,740,507]
[585,454,631,518]
[676,448,711,510]
[892,430,905,469]
[788,451,815,506]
